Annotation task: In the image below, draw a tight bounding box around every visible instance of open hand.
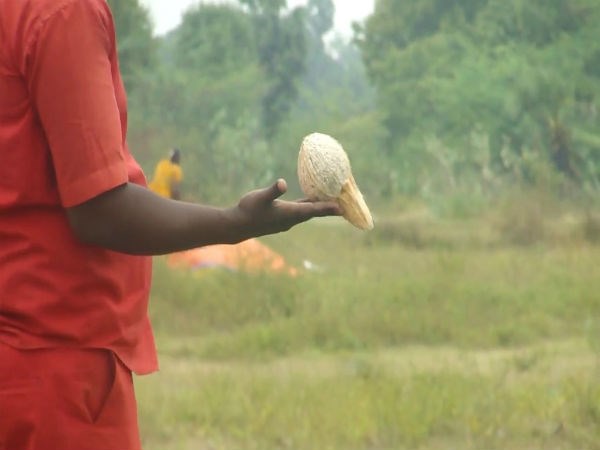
[233,179,342,238]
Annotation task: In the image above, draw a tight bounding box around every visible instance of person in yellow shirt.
[149,148,183,200]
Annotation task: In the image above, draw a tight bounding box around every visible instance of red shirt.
[0,0,157,374]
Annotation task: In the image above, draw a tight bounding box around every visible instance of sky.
[139,0,374,37]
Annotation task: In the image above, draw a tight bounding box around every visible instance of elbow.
[64,184,129,250]
[67,212,141,254]
[66,210,108,247]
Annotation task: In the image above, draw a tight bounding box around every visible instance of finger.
[310,201,343,217]
[280,200,342,220]
[276,178,288,194]
[295,196,338,203]
[258,179,288,204]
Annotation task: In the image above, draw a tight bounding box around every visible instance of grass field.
[137,201,600,450]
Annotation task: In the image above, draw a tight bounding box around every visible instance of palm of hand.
[236,179,341,236]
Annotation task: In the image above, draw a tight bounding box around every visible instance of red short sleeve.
[25,0,128,207]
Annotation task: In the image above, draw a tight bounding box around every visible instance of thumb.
[259,178,287,203]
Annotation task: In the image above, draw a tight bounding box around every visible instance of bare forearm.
[67,183,250,255]
[67,179,341,255]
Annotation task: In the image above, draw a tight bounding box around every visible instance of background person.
[149,148,183,200]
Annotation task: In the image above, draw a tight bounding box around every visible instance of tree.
[106,0,157,94]
[357,0,600,192]
[306,0,335,40]
[175,4,256,78]
[240,0,307,139]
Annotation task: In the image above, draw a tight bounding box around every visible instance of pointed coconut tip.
[338,176,374,231]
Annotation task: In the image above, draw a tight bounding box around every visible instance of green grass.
[137,341,600,450]
[138,205,600,450]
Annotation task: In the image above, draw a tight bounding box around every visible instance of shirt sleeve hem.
[60,160,128,208]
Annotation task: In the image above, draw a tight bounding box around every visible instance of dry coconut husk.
[298,133,374,230]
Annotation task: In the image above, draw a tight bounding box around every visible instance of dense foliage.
[357,0,600,195]
[111,0,599,204]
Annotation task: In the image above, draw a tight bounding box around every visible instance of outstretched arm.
[27,0,339,256]
[66,179,341,255]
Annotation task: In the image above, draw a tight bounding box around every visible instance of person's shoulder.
[4,0,113,45]
[156,159,171,172]
[0,0,78,67]
[5,0,109,21]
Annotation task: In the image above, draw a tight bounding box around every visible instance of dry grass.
[138,195,600,450]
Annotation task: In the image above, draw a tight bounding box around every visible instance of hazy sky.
[139,0,374,36]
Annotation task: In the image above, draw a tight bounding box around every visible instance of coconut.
[298,133,374,230]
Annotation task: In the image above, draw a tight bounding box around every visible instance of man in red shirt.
[0,1,340,449]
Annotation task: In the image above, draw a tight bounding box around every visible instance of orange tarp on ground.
[167,238,298,276]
